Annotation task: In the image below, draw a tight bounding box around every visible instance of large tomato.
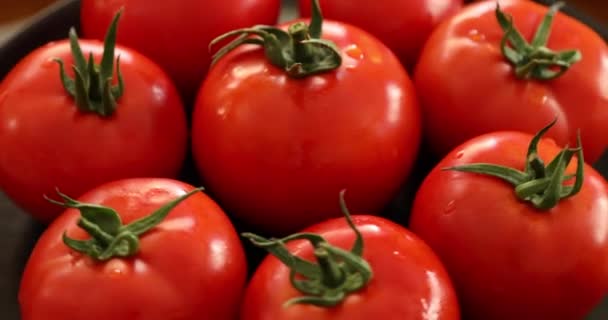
[414,0,608,163]
[192,1,421,235]
[409,120,608,319]
[298,0,463,68]
[80,0,281,100]
[241,194,460,319]
[19,178,247,320]
[0,14,187,222]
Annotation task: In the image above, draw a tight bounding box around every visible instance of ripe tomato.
[80,0,281,100]
[192,1,421,235]
[409,121,608,319]
[298,0,463,68]
[414,0,608,163]
[19,178,247,320]
[241,194,460,319]
[0,15,187,222]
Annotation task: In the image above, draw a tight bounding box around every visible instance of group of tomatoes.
[1,0,607,319]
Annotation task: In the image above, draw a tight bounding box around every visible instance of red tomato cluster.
[1,0,607,319]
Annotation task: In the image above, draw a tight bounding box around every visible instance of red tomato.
[241,203,460,319]
[19,178,247,320]
[80,0,281,100]
[192,6,421,235]
[414,0,608,163]
[0,16,187,222]
[298,0,463,68]
[409,122,608,319]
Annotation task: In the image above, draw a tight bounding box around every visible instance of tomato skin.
[409,131,608,319]
[0,40,187,222]
[19,178,247,320]
[298,0,463,68]
[192,19,421,235]
[414,0,608,163]
[241,215,460,320]
[80,0,281,99]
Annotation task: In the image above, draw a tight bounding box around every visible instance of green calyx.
[55,10,124,116]
[496,2,581,80]
[242,190,372,307]
[45,187,203,261]
[209,0,341,78]
[445,119,584,210]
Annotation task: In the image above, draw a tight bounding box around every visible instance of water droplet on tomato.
[144,188,171,204]
[134,260,148,274]
[104,259,129,276]
[467,29,486,42]
[69,252,84,267]
[216,107,228,119]
[343,45,364,70]
[455,151,465,159]
[443,200,456,215]
[309,76,328,90]
[527,86,551,106]
[344,45,364,60]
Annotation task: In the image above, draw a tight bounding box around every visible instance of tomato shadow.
[381,142,440,228]
[588,296,608,320]
[589,150,608,319]
[593,149,608,179]
[177,146,268,276]
[1,202,46,320]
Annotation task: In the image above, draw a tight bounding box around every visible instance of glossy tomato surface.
[241,215,460,319]
[81,0,281,99]
[410,131,608,319]
[415,0,608,162]
[19,178,247,320]
[0,40,187,222]
[299,0,463,68]
[192,19,421,235]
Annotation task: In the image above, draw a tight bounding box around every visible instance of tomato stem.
[315,247,346,287]
[54,10,125,116]
[496,2,581,81]
[208,0,342,78]
[444,119,584,210]
[289,22,314,62]
[242,190,373,308]
[45,187,203,261]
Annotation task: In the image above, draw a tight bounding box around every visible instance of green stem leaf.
[47,187,204,261]
[315,248,345,287]
[495,2,581,81]
[243,190,372,308]
[111,55,124,99]
[123,187,204,236]
[531,2,564,47]
[209,0,341,78]
[443,163,528,186]
[55,10,125,116]
[53,59,75,96]
[72,65,92,112]
[445,119,585,210]
[100,9,122,81]
[562,132,584,198]
[69,27,87,73]
[308,0,323,39]
[242,232,323,279]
